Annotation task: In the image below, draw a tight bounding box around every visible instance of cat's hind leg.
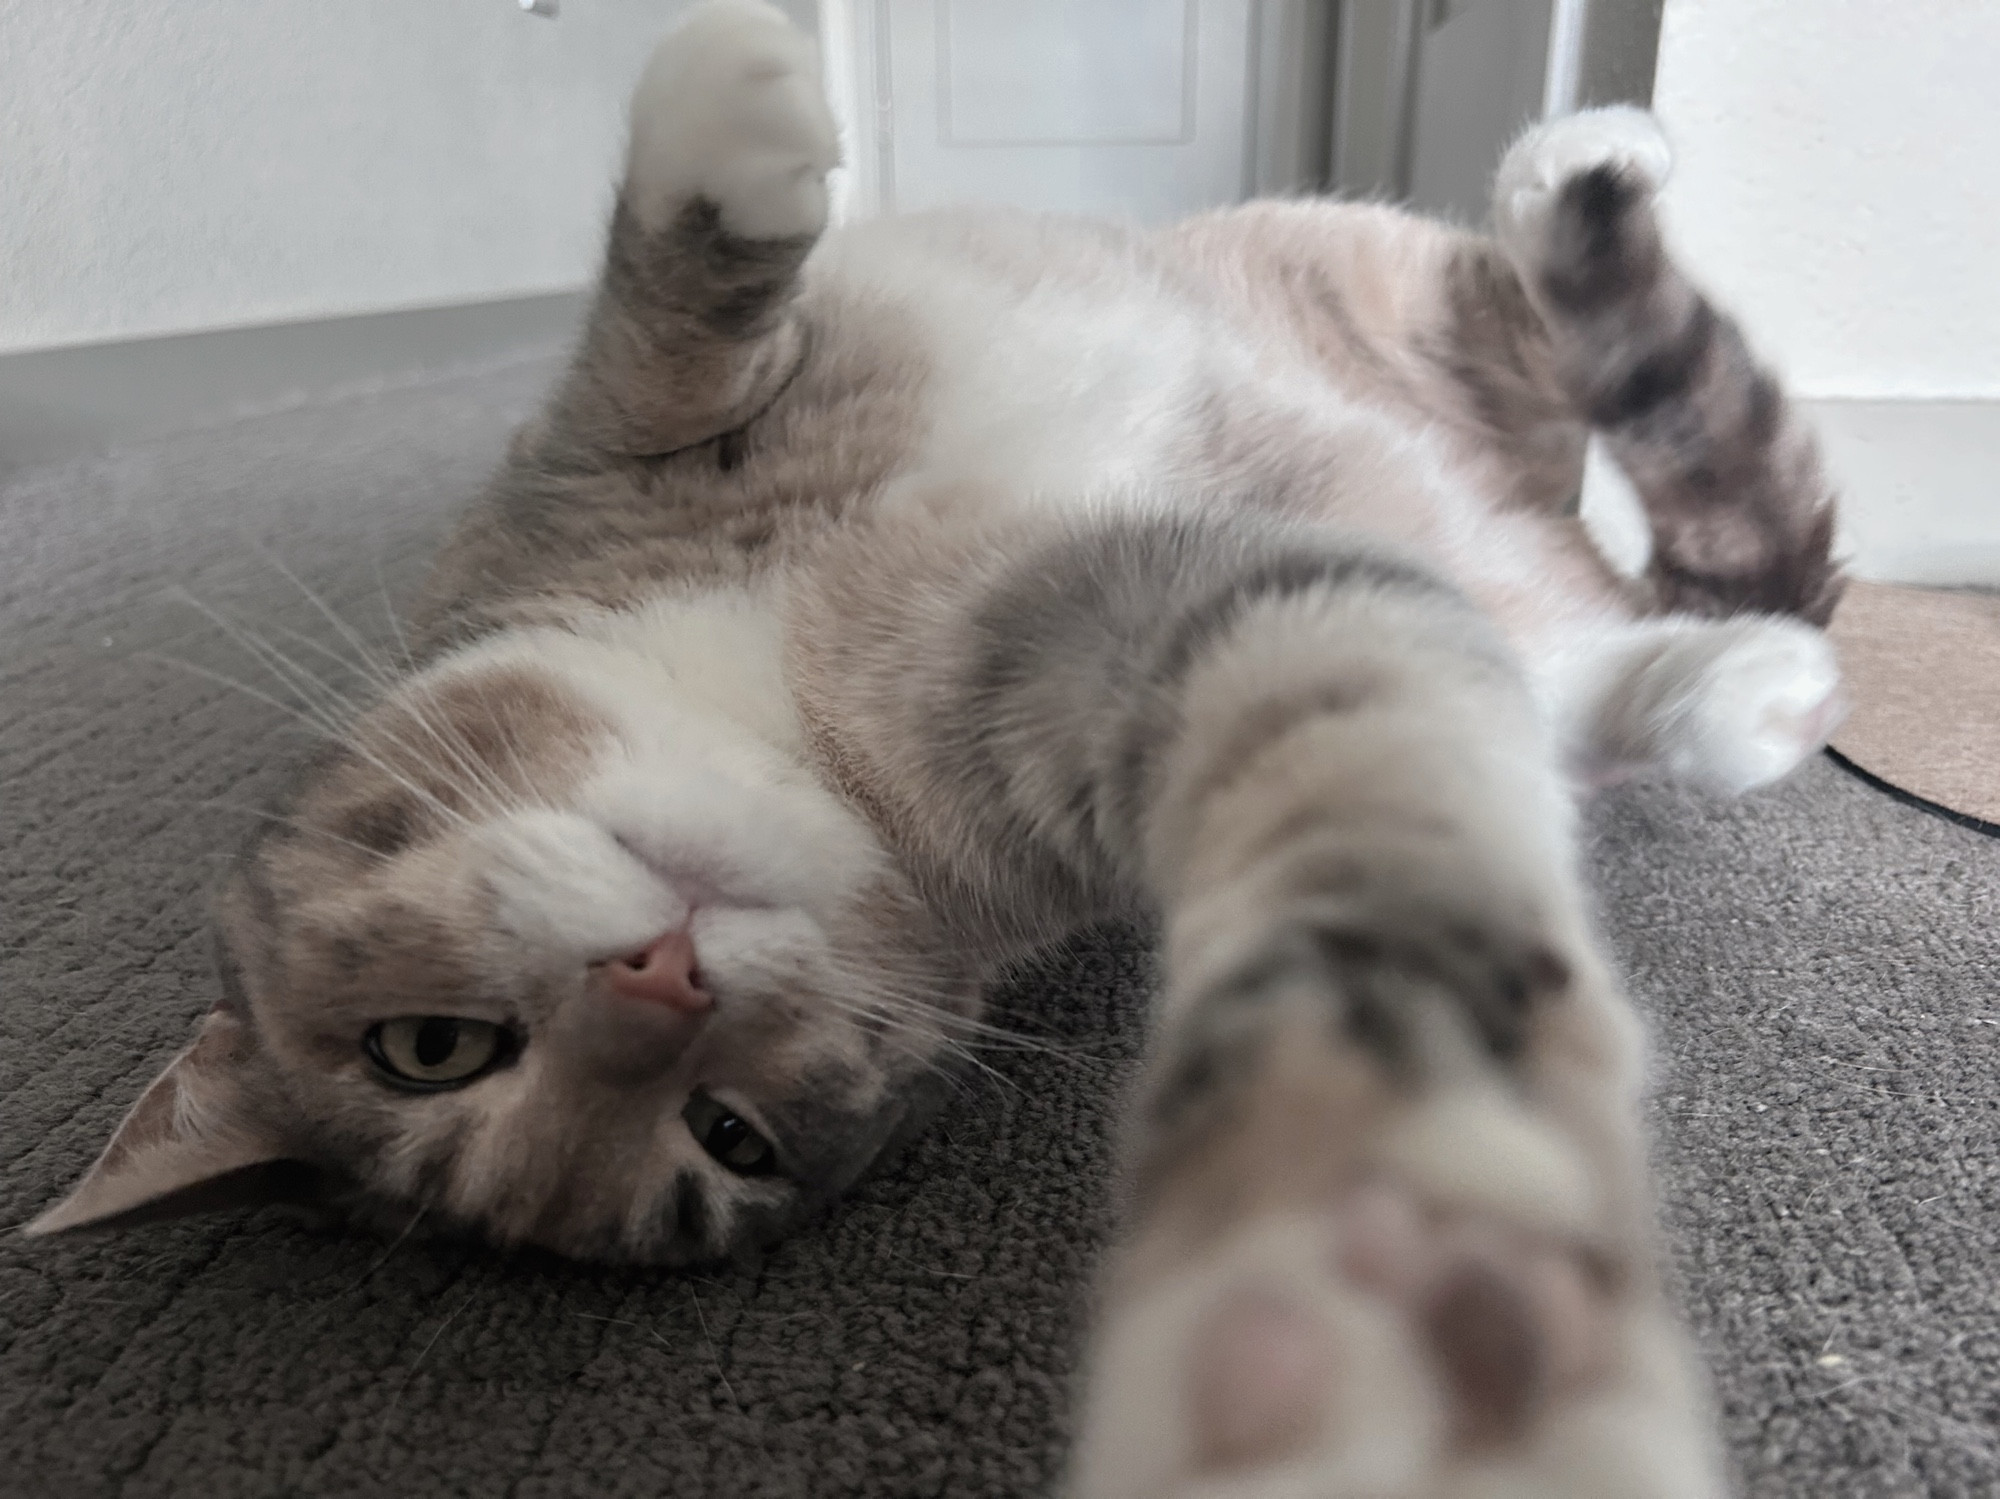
[546,0,838,457]
[1491,108,1843,627]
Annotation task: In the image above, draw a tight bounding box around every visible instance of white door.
[827,0,1262,221]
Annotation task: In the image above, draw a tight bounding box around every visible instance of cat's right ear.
[24,1007,314,1238]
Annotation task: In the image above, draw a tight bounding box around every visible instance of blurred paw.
[1494,106,1672,268]
[1072,1091,1722,1499]
[1671,618,1845,794]
[626,0,839,240]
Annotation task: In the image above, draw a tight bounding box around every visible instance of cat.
[31,3,1847,1493]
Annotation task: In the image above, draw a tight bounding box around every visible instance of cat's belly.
[811,208,1597,654]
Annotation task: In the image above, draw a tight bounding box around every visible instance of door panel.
[873,0,1256,220]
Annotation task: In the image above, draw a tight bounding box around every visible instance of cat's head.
[32,599,974,1263]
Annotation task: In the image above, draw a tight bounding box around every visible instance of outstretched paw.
[1493,106,1672,268]
[1073,1083,1722,1499]
[626,0,840,240]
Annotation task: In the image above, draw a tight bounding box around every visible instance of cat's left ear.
[25,1007,313,1237]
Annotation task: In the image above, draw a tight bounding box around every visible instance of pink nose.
[601,930,711,1013]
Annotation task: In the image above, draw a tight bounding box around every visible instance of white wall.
[1650,0,2000,582]
[1654,0,2000,401]
[0,0,702,355]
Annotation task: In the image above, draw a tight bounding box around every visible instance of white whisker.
[249,537,403,689]
[164,589,503,828]
[371,552,419,676]
[181,797,388,860]
[144,648,475,836]
[190,571,519,822]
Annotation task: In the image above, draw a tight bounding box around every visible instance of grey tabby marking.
[1521,163,1842,624]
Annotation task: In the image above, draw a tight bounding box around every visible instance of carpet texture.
[4,360,1997,1498]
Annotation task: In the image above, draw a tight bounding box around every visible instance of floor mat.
[1828,580,2000,833]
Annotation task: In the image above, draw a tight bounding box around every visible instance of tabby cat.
[35,4,1846,1493]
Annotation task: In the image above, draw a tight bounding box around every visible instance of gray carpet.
[3,360,1996,1498]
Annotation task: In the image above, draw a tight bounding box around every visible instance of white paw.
[1493,106,1672,262]
[626,0,840,240]
[1673,618,1845,795]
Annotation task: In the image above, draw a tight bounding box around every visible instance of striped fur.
[1491,110,1843,625]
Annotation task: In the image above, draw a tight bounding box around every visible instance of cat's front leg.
[623,0,838,245]
[546,0,839,458]
[1068,582,1726,1498]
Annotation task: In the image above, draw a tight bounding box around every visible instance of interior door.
[840,0,1261,220]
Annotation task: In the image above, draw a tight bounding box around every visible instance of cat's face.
[35,612,975,1263]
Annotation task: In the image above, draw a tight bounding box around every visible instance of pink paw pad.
[1190,1288,1339,1470]
[1185,1182,1615,1474]
[1345,1184,1613,1447]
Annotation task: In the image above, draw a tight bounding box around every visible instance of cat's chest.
[577,586,803,760]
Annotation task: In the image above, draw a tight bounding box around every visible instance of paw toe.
[1190,1287,1339,1471]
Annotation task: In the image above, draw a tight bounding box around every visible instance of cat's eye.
[682,1090,778,1176]
[365,1017,511,1090]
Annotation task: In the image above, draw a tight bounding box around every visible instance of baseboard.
[0,290,587,475]
[1803,398,2000,587]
